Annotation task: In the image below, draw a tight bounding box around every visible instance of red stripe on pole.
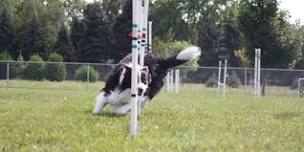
[129,31,137,38]
[141,33,146,39]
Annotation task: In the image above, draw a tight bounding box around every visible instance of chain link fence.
[175,66,304,96]
[1,60,304,97]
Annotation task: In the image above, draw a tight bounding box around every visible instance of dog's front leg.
[93,92,108,114]
[140,97,150,108]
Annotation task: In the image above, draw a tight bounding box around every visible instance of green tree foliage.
[0,51,13,79]
[0,0,18,57]
[0,0,302,69]
[111,0,132,62]
[0,51,13,60]
[150,0,241,66]
[44,53,66,81]
[18,0,65,60]
[62,0,86,20]
[56,24,76,62]
[70,17,86,62]
[238,0,299,68]
[77,2,113,63]
[10,52,25,79]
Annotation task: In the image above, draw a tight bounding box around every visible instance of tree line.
[0,0,303,69]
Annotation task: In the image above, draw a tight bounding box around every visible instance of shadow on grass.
[273,112,303,120]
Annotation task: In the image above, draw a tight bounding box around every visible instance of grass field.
[0,81,303,152]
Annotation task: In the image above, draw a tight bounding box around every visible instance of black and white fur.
[93,46,201,115]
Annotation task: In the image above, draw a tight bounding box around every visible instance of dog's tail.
[158,46,201,70]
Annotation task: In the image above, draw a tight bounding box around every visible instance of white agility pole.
[257,49,261,98]
[166,70,174,93]
[217,61,222,96]
[137,0,149,117]
[217,60,227,97]
[254,48,261,99]
[131,0,140,138]
[175,69,180,93]
[139,0,149,66]
[166,72,170,92]
[223,60,227,97]
[170,69,174,92]
[254,49,258,97]
[148,21,152,52]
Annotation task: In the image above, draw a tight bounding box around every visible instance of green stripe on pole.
[132,24,138,28]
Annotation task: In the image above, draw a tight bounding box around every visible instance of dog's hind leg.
[93,92,108,114]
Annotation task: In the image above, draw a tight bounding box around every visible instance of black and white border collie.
[93,46,201,115]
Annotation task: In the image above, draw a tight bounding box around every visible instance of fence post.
[6,62,9,89]
[86,64,90,91]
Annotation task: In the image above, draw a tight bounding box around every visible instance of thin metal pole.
[131,0,140,138]
[148,21,152,52]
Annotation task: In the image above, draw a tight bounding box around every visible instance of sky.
[85,0,304,24]
[280,0,304,24]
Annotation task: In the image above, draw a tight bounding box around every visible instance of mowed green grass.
[0,81,303,152]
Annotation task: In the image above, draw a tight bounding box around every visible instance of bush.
[0,51,13,60]
[205,74,218,88]
[0,51,13,79]
[44,53,66,81]
[75,65,99,82]
[23,55,45,80]
[290,78,299,90]
[228,71,242,88]
[10,53,25,79]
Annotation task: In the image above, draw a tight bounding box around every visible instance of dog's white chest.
[107,88,147,106]
[107,89,131,105]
